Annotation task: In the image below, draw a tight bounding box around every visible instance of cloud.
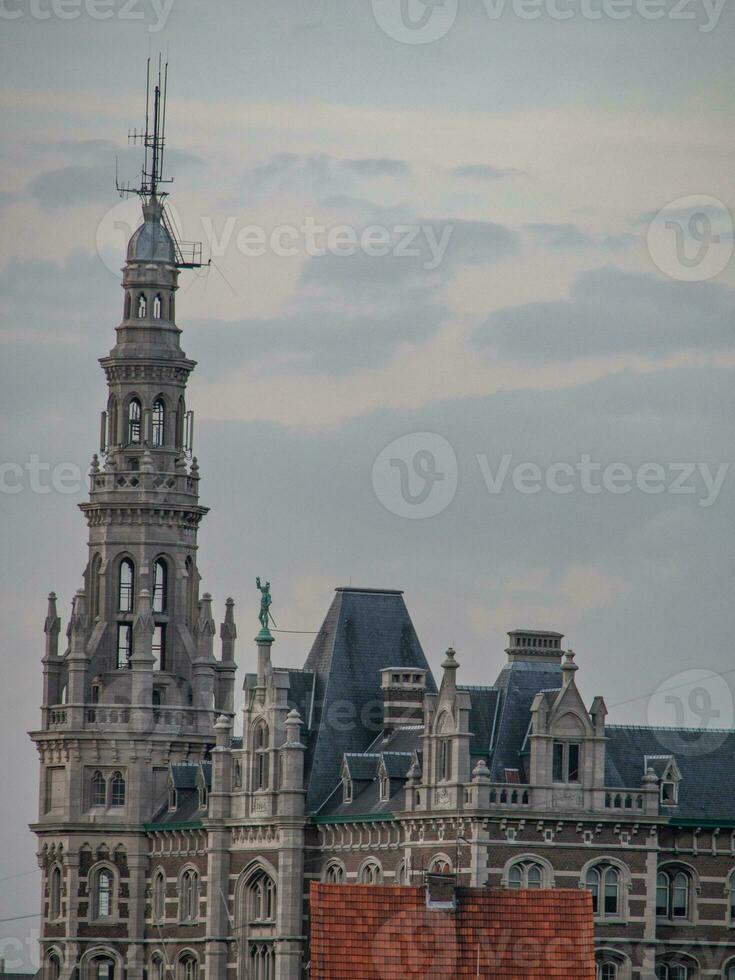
[450,164,524,180]
[243,153,412,196]
[473,266,735,360]
[339,158,412,178]
[525,223,638,251]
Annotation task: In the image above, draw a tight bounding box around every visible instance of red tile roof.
[310,883,596,979]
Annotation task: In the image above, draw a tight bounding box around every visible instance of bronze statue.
[256,577,274,632]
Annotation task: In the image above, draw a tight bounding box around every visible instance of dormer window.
[168,784,177,812]
[661,780,678,805]
[342,776,353,803]
[198,783,208,810]
[379,772,389,802]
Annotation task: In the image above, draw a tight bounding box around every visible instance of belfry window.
[118,559,134,612]
[152,398,165,447]
[127,399,142,444]
[152,558,167,613]
[152,624,166,671]
[49,865,62,919]
[137,294,147,318]
[153,294,162,319]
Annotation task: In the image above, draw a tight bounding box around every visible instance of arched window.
[177,955,198,980]
[253,721,269,791]
[429,856,452,875]
[586,865,621,918]
[137,294,147,318]
[92,770,106,807]
[150,956,165,980]
[152,558,168,613]
[110,771,125,807]
[152,398,165,447]
[395,861,408,886]
[359,861,382,885]
[153,294,162,319]
[179,869,199,923]
[152,870,166,921]
[127,398,142,444]
[248,871,276,922]
[118,559,134,612]
[324,862,345,884]
[248,944,275,980]
[657,869,691,920]
[597,962,618,980]
[93,867,114,919]
[45,953,61,980]
[725,960,735,980]
[49,865,62,919]
[507,860,544,889]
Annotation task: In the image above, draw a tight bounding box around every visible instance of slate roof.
[606,725,735,821]
[285,668,316,729]
[488,658,563,781]
[302,588,435,813]
[458,685,500,757]
[310,883,596,979]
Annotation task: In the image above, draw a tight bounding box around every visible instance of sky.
[1,0,734,964]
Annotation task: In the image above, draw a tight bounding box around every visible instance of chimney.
[506,629,564,663]
[380,668,427,731]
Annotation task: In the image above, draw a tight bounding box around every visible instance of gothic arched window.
[45,953,61,980]
[150,957,165,980]
[177,955,198,980]
[248,871,276,922]
[656,963,690,979]
[118,559,134,612]
[324,862,345,884]
[110,771,125,807]
[359,861,382,885]
[153,294,162,319]
[597,961,618,980]
[152,870,166,922]
[657,869,691,920]
[127,398,142,444]
[586,865,621,918]
[91,770,106,807]
[508,860,544,889]
[176,397,186,450]
[124,293,132,319]
[152,558,167,613]
[152,398,165,447]
[93,867,114,919]
[137,294,147,318]
[90,554,102,619]
[439,740,451,781]
[179,869,199,923]
[107,395,118,446]
[49,865,62,920]
[91,957,115,980]
[248,944,274,980]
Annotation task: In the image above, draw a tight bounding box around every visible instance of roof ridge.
[608,723,735,735]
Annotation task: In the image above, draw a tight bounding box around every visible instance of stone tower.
[30,146,236,977]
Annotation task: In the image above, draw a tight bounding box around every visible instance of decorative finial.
[255,577,276,639]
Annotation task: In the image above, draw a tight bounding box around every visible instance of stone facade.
[31,194,735,980]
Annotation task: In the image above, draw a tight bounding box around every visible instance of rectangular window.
[553,742,564,781]
[117,624,132,669]
[568,743,580,782]
[152,624,165,671]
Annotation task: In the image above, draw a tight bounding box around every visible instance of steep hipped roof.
[303,588,435,812]
[605,725,735,820]
[488,658,563,780]
[310,883,595,979]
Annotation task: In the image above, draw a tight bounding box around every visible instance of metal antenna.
[116,57,209,271]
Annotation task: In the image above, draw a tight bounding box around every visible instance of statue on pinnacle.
[255,577,275,637]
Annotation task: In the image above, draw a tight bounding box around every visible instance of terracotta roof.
[310,883,595,979]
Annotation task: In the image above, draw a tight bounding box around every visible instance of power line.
[0,912,39,924]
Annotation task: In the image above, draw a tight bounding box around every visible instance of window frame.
[552,740,582,783]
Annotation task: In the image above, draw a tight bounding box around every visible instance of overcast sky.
[1,0,734,962]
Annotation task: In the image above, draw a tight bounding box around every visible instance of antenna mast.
[116,57,207,270]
